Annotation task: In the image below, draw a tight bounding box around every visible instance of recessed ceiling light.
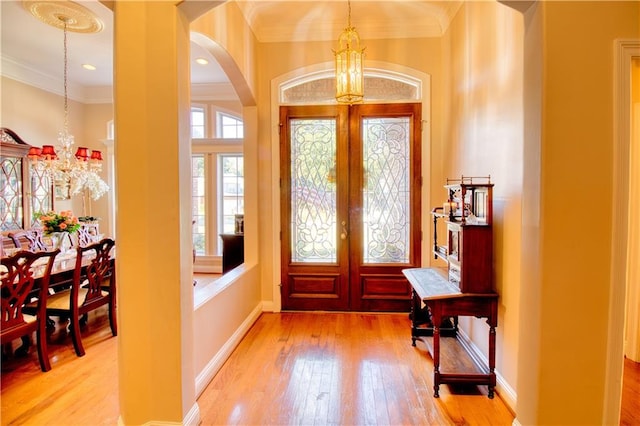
[82,64,97,71]
[195,57,209,65]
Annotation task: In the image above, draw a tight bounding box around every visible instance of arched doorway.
[270,65,432,312]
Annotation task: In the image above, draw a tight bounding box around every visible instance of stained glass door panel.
[290,119,337,263]
[362,117,411,264]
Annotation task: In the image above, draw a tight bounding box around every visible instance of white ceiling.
[0,0,461,103]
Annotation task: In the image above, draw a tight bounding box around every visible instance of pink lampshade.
[28,147,42,160]
[75,147,89,161]
[40,145,57,160]
[90,150,103,161]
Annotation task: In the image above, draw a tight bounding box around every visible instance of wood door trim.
[279,105,350,310]
[348,103,422,311]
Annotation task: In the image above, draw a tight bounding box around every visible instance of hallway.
[2,309,638,424]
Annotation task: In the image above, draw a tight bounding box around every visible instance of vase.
[49,232,70,253]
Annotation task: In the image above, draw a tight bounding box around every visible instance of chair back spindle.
[8,229,47,252]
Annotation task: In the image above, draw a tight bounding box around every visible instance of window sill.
[193,266,244,309]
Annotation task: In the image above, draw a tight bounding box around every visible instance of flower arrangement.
[33,210,81,234]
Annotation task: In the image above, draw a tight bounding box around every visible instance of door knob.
[341,221,348,240]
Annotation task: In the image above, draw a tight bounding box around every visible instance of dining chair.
[8,229,47,252]
[25,238,116,357]
[75,225,93,247]
[1,249,60,372]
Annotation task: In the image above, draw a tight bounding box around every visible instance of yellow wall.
[441,1,524,407]
[628,57,640,362]
[517,1,640,424]
[191,2,257,106]
[112,2,199,423]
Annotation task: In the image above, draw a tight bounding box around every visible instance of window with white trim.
[191,150,244,257]
[217,112,244,139]
[219,154,244,234]
[192,155,206,254]
[191,107,244,262]
[191,106,206,138]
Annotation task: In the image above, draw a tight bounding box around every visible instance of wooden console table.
[403,267,498,398]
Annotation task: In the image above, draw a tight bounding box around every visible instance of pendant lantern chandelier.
[334,0,365,104]
[26,3,108,201]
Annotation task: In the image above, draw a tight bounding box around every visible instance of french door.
[280,103,422,312]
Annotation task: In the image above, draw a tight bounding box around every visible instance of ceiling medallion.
[23,1,103,33]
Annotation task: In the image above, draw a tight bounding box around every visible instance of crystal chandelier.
[334,0,365,104]
[27,15,108,201]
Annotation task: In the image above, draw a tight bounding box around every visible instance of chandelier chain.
[26,15,109,202]
[63,19,69,135]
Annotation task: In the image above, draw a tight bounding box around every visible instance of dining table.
[1,245,116,356]
[1,245,116,295]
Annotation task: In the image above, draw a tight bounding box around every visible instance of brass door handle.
[340,221,348,240]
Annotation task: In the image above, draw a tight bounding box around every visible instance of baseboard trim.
[194,301,264,398]
[457,327,518,412]
[261,300,275,312]
[117,402,199,426]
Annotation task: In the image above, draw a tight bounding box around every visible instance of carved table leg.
[411,289,418,346]
[433,321,440,398]
[488,323,496,399]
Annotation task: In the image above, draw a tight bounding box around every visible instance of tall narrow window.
[219,154,244,237]
[192,155,206,255]
[217,113,244,139]
[191,106,206,139]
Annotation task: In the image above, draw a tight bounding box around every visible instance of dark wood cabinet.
[404,176,498,398]
[433,177,494,293]
[446,222,493,293]
[220,233,244,273]
[1,128,53,235]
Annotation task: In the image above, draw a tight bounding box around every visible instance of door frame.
[279,103,423,311]
[269,63,432,313]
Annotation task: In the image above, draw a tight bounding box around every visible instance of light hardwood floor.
[198,312,514,425]
[2,309,638,425]
[1,306,119,425]
[620,356,640,426]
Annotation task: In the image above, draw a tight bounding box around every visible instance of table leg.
[488,324,496,398]
[411,289,418,346]
[432,309,441,398]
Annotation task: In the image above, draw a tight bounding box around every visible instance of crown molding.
[2,54,238,104]
[1,54,88,103]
